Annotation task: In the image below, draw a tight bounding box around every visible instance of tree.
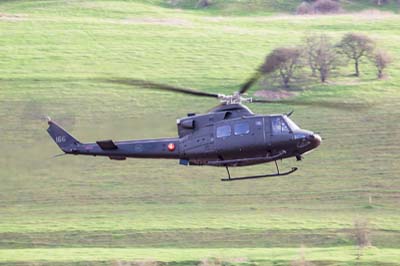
[304,35,319,76]
[373,0,389,5]
[304,34,340,82]
[296,0,341,15]
[290,246,314,266]
[196,0,212,8]
[261,47,302,88]
[352,219,371,260]
[166,0,181,6]
[337,33,375,77]
[296,2,314,14]
[372,50,392,79]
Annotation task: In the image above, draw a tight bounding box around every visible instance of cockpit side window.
[271,116,290,134]
[216,125,232,138]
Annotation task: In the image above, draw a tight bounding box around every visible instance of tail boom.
[47,119,180,160]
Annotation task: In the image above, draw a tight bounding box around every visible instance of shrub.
[313,0,342,14]
[372,50,392,79]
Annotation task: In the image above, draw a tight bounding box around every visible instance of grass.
[0,0,400,265]
[0,247,400,263]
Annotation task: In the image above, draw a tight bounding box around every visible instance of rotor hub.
[218,92,252,105]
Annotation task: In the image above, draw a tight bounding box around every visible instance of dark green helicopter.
[47,77,322,181]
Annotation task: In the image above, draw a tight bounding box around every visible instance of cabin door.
[214,118,266,160]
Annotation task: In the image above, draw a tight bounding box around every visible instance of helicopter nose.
[308,133,321,148]
[314,134,322,147]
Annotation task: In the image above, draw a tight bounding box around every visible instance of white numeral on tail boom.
[56,136,66,143]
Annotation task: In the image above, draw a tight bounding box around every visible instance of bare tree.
[196,0,212,8]
[337,33,375,77]
[261,47,302,88]
[303,34,340,82]
[353,219,371,247]
[352,219,371,260]
[290,246,314,266]
[296,0,341,15]
[166,0,182,6]
[304,35,319,76]
[374,0,389,5]
[372,50,392,79]
[296,2,314,14]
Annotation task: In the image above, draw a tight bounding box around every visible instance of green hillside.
[0,0,399,265]
[162,0,400,14]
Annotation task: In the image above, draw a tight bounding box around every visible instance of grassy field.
[1,0,400,265]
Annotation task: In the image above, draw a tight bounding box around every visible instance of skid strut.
[221,161,297,182]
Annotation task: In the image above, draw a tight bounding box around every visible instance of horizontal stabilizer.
[96,140,118,150]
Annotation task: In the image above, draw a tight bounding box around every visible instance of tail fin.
[46,117,81,153]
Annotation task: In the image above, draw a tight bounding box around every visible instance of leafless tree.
[373,0,389,5]
[312,0,342,14]
[166,0,182,6]
[371,50,392,79]
[304,35,319,76]
[337,33,375,77]
[290,247,314,266]
[296,0,341,14]
[353,219,371,247]
[303,34,340,82]
[196,0,212,8]
[296,2,314,14]
[352,219,371,260]
[261,47,302,88]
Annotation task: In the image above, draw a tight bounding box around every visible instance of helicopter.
[47,76,323,181]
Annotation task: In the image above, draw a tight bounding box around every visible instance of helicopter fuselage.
[177,104,320,167]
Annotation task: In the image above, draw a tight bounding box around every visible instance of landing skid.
[221,161,298,182]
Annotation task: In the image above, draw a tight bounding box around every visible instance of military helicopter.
[47,76,323,181]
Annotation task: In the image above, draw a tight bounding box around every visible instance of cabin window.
[271,117,290,134]
[216,125,232,138]
[234,122,250,136]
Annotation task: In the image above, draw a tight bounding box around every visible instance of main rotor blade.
[252,99,372,110]
[238,72,262,94]
[105,78,220,98]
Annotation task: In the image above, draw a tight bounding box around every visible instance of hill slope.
[0,1,399,265]
[163,0,400,14]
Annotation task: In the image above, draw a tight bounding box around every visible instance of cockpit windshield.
[271,117,288,134]
[284,116,300,131]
